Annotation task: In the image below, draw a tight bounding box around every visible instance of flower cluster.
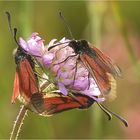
[19,33,105,102]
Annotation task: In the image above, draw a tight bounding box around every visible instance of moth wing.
[90,45,122,78]
[80,53,117,101]
[30,93,94,116]
[12,72,20,103]
[17,59,39,103]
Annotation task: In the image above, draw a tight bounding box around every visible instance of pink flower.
[19,33,105,102]
[19,32,44,57]
[19,32,54,66]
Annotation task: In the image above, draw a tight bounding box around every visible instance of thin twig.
[10,105,27,140]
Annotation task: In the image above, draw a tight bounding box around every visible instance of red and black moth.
[69,40,121,97]
[30,92,94,116]
[49,39,121,100]
[48,39,128,126]
[48,12,122,100]
[12,46,39,104]
[47,12,128,126]
[6,12,39,105]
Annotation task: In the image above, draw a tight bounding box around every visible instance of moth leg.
[53,54,78,66]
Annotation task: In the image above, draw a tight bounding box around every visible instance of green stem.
[19,1,33,37]
[10,105,27,140]
[10,2,33,139]
[87,1,106,138]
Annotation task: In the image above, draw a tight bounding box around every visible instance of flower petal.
[58,82,68,96]
[19,37,29,52]
[19,33,44,57]
[43,53,54,67]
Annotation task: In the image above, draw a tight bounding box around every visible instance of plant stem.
[10,105,27,140]
[87,1,107,138]
[19,1,33,38]
[10,2,33,139]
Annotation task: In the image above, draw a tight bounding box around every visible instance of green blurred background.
[0,1,140,139]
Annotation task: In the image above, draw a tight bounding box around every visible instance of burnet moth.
[30,92,94,116]
[6,12,94,116]
[6,12,39,105]
[48,12,128,127]
[49,12,121,100]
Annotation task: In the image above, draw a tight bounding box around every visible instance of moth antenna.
[5,12,13,35]
[5,11,19,47]
[48,11,73,51]
[48,41,70,51]
[59,11,74,40]
[96,102,112,120]
[13,28,19,46]
[96,102,128,127]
